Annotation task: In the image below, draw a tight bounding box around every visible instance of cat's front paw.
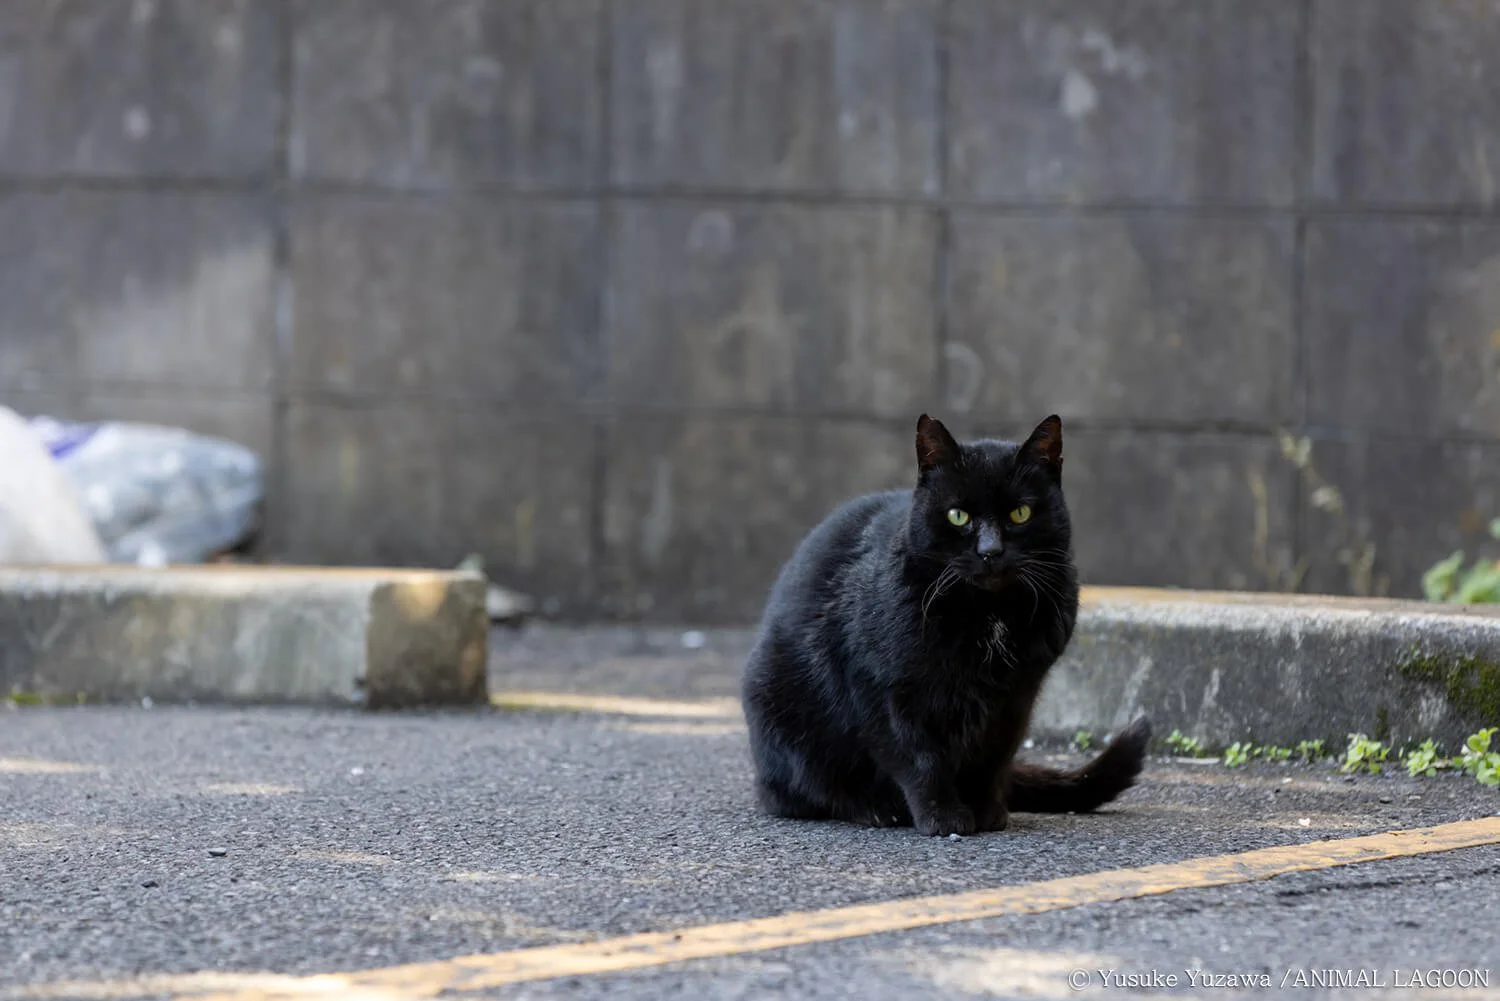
[914,803,976,837]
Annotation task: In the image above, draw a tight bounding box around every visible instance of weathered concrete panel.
[71,392,276,466]
[0,393,74,426]
[289,197,603,403]
[1036,587,1500,749]
[0,192,275,394]
[292,0,604,189]
[946,215,1295,424]
[1297,436,1500,600]
[1312,0,1500,207]
[600,417,914,622]
[0,566,487,708]
[607,203,939,416]
[1304,219,1500,437]
[610,0,940,194]
[948,0,1299,204]
[5,0,1498,621]
[0,196,79,392]
[282,403,595,617]
[0,0,280,178]
[1063,431,1297,593]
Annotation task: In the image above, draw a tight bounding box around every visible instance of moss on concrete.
[1396,648,1500,726]
[5,690,89,707]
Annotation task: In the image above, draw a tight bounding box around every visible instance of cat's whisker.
[1020,554,1073,577]
[1016,568,1044,623]
[1021,552,1074,567]
[1020,566,1070,608]
[920,565,960,623]
[1020,558,1069,583]
[1020,561,1072,612]
[1034,568,1074,598]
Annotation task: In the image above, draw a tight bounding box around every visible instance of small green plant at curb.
[1296,739,1327,762]
[1341,733,1390,774]
[1457,727,1500,787]
[5,691,90,707]
[1423,519,1500,603]
[1223,742,1252,768]
[1402,739,1446,777]
[1165,729,1207,757]
[1476,757,1500,786]
[1216,743,1296,764]
[1072,730,1094,752]
[1191,728,1499,784]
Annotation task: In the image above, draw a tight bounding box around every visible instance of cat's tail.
[1006,717,1152,814]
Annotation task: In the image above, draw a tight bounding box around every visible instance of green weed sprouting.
[1341,734,1390,775]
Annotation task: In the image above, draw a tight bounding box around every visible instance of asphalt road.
[1,624,1498,1000]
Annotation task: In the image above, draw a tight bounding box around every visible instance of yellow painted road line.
[15,816,1500,1001]
[0,757,99,775]
[489,690,741,720]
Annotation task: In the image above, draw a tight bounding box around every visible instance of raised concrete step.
[0,565,487,709]
[1036,587,1500,749]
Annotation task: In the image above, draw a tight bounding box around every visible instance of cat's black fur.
[742,414,1150,836]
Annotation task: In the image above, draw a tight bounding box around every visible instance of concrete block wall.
[3,0,1500,622]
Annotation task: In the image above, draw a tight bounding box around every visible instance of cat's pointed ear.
[1020,415,1063,478]
[915,414,960,474]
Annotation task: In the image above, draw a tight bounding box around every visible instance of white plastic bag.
[28,416,263,566]
[0,406,108,564]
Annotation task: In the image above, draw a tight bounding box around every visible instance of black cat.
[741,414,1150,836]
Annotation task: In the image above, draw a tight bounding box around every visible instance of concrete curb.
[0,565,488,709]
[1034,587,1500,750]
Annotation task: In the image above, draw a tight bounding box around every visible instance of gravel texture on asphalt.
[3,699,1497,999]
[2,623,1495,1000]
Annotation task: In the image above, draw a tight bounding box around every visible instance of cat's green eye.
[1009,504,1032,525]
[946,508,970,528]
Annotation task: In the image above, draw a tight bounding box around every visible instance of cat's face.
[908,414,1072,594]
